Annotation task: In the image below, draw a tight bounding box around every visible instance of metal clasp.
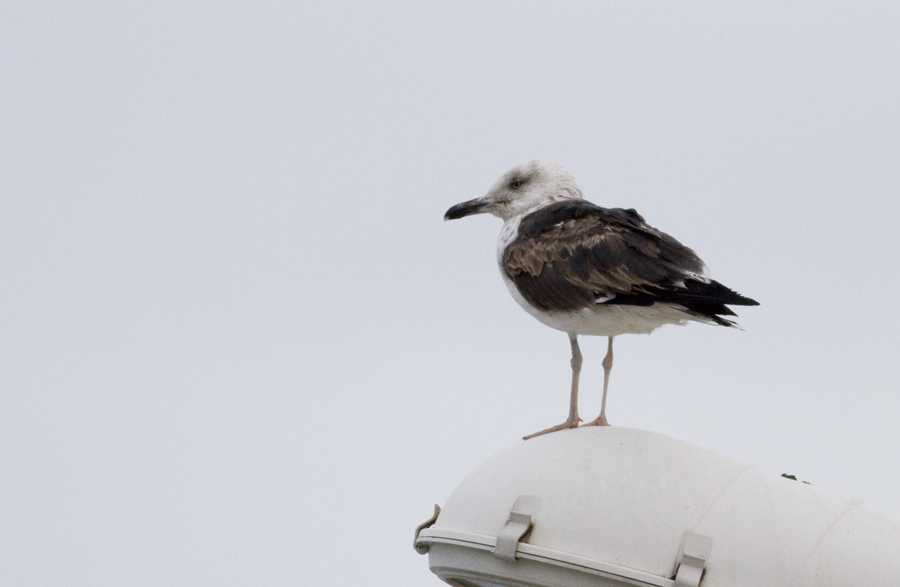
[413,504,441,554]
[673,530,713,587]
[494,495,542,561]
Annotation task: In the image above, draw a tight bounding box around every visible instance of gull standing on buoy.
[444,161,758,439]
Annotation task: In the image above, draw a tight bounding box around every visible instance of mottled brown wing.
[503,200,708,313]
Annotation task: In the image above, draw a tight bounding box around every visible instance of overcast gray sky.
[2,2,900,585]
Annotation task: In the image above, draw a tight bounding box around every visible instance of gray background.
[2,2,899,585]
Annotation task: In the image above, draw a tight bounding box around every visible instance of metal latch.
[413,504,441,554]
[673,530,713,587]
[494,495,542,561]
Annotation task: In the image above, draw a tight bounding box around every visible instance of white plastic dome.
[415,427,900,587]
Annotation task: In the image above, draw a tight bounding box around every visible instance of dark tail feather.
[658,279,758,326]
[603,278,759,326]
[668,279,759,307]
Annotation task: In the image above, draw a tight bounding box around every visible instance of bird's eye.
[510,180,522,189]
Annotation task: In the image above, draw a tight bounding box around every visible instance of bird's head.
[444,160,583,223]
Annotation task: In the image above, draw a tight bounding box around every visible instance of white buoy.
[414,427,900,587]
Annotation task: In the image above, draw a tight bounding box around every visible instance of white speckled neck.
[496,215,522,266]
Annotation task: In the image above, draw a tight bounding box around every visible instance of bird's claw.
[581,416,610,427]
[523,419,580,440]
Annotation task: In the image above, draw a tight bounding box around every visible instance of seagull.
[444,160,758,439]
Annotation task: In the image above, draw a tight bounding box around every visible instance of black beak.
[444,198,488,220]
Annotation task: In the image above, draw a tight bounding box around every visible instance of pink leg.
[584,336,613,427]
[524,334,582,440]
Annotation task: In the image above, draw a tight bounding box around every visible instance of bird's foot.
[581,416,610,427]
[523,418,580,440]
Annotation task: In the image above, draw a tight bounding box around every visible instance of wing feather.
[503,200,758,321]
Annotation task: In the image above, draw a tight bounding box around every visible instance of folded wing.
[503,200,758,325]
